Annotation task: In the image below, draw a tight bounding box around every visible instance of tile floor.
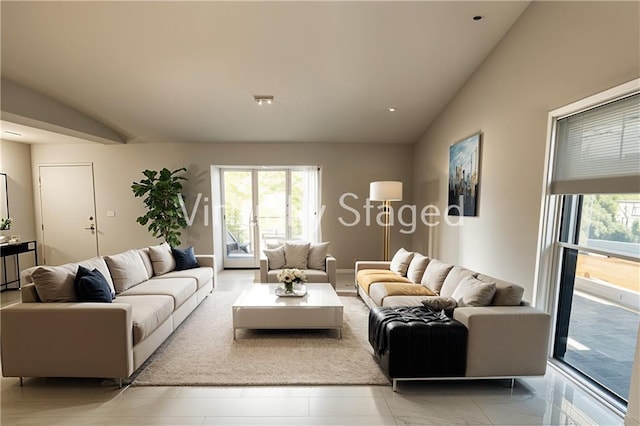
[0,270,628,425]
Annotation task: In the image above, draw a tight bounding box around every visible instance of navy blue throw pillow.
[172,246,199,271]
[74,265,113,303]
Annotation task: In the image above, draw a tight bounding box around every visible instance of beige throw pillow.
[406,253,430,283]
[451,275,496,307]
[390,248,414,276]
[439,266,476,298]
[284,242,310,269]
[105,249,149,294]
[421,296,457,311]
[31,257,115,303]
[420,259,454,294]
[149,242,176,276]
[477,273,525,306]
[264,246,286,270]
[137,248,154,279]
[307,242,330,271]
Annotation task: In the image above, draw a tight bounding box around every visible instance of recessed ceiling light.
[473,15,483,21]
[4,130,21,136]
[254,95,274,106]
[388,107,397,112]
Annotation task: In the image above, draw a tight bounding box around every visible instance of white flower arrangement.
[277,268,307,285]
[0,217,13,231]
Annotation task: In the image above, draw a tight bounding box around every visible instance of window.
[538,80,640,411]
[220,166,321,268]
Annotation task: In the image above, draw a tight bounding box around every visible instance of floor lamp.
[369,181,403,261]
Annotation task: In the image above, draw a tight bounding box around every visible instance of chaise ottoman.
[368,306,468,390]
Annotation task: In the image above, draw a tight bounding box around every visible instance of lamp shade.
[369,181,403,201]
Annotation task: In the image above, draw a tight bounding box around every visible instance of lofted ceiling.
[1,1,530,145]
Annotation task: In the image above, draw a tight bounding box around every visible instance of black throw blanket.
[370,306,450,356]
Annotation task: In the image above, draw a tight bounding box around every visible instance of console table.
[1,240,37,291]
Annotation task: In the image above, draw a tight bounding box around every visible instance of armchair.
[260,245,337,288]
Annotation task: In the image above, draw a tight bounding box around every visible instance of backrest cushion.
[30,256,115,303]
[137,247,154,279]
[390,248,415,276]
[476,273,525,306]
[420,259,454,294]
[406,253,430,283]
[451,275,496,307]
[149,242,176,275]
[284,241,311,269]
[105,249,149,294]
[308,242,330,271]
[264,246,286,270]
[172,246,199,271]
[74,265,113,303]
[439,266,477,298]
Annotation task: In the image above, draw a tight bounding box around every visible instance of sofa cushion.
[149,242,176,276]
[137,248,154,279]
[172,246,199,271]
[30,257,115,303]
[156,267,213,289]
[299,269,330,283]
[113,294,173,345]
[381,295,430,308]
[307,242,330,271]
[420,259,454,294]
[369,282,436,306]
[266,269,329,283]
[74,266,113,303]
[264,246,286,270]
[421,296,457,311]
[119,278,197,310]
[390,248,414,276]
[406,253,430,283]
[357,271,411,293]
[105,249,149,294]
[439,266,477,298]
[477,273,525,306]
[284,242,310,269]
[451,276,496,307]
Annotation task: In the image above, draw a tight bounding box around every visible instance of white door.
[39,164,99,265]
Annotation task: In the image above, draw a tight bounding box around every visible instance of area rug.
[131,291,390,386]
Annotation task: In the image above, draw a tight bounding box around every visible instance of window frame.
[535,79,640,411]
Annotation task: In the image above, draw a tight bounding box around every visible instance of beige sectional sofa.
[0,243,214,385]
[356,248,552,379]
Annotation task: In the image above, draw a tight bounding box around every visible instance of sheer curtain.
[297,166,322,243]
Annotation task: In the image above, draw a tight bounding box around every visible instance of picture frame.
[448,133,481,217]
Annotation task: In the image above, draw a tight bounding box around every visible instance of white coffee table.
[232,283,344,339]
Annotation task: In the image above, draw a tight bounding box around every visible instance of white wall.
[29,142,414,268]
[412,1,640,302]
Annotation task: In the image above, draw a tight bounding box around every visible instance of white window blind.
[551,92,640,194]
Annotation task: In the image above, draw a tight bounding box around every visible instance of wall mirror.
[0,173,8,222]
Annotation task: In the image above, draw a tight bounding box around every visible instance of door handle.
[84,224,95,231]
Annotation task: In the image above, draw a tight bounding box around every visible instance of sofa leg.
[392,379,398,392]
[19,377,23,386]
[119,378,123,389]
[510,378,515,388]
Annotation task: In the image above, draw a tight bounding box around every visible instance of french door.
[221,167,320,268]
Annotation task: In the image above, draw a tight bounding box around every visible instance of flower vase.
[282,281,294,294]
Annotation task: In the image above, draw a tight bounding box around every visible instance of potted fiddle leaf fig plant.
[131,167,188,247]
